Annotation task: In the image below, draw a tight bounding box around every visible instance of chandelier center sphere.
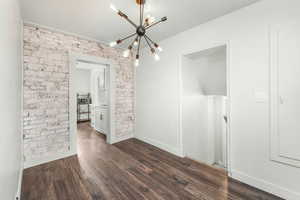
[136,26,146,36]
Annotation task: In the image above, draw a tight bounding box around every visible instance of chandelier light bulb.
[154,53,160,61]
[135,59,139,67]
[123,49,130,58]
[135,54,140,67]
[150,17,156,24]
[109,41,117,47]
[154,43,163,52]
[110,4,118,13]
[133,40,138,46]
[146,15,155,24]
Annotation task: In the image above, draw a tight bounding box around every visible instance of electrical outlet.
[129,116,135,121]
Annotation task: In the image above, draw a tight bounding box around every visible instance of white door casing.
[179,42,231,174]
[69,53,117,155]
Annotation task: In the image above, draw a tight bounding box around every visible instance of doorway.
[180,44,230,172]
[75,60,110,135]
[69,54,117,155]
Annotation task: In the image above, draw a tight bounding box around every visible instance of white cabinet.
[95,106,109,135]
[90,106,95,127]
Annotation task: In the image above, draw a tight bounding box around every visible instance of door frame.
[69,52,117,155]
[178,41,232,175]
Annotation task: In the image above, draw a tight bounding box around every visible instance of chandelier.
[109,0,167,66]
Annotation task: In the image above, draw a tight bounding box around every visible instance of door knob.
[223,116,228,123]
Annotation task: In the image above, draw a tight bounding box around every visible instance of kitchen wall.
[75,68,91,94]
[0,0,22,198]
[23,23,135,167]
[136,0,300,199]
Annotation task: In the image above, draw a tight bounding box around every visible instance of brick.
[23,24,135,162]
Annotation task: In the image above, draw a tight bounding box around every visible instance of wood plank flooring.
[21,123,283,200]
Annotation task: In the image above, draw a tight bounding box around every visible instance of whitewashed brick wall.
[23,23,135,162]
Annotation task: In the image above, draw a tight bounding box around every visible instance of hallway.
[21,123,281,200]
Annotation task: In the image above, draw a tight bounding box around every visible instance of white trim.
[178,54,184,156]
[24,151,76,169]
[226,41,232,175]
[133,59,137,138]
[178,41,232,175]
[15,165,23,200]
[135,135,184,157]
[231,170,300,200]
[17,20,24,200]
[69,53,119,148]
[113,134,134,144]
[269,23,300,168]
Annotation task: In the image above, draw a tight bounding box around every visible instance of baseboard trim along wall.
[24,151,77,169]
[132,135,299,199]
[112,134,134,144]
[231,170,300,200]
[15,163,23,200]
[24,132,134,169]
[135,136,184,157]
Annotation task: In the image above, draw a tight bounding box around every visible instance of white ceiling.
[21,0,259,46]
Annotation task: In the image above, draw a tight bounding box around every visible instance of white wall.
[193,50,227,96]
[136,0,300,199]
[0,0,22,199]
[75,68,91,94]
[182,57,205,95]
[182,48,226,96]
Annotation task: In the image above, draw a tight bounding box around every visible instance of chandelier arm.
[145,17,167,30]
[137,36,142,56]
[118,11,138,28]
[119,32,137,42]
[140,3,142,26]
[145,21,162,30]
[144,36,153,50]
[144,35,156,45]
[126,36,138,51]
[141,3,145,25]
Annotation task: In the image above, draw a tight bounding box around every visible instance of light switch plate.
[254,89,268,103]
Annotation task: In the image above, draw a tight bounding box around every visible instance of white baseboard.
[24,150,77,169]
[15,162,23,200]
[112,134,134,144]
[135,135,184,157]
[231,170,300,200]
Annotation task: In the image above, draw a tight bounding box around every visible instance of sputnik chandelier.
[109,0,167,66]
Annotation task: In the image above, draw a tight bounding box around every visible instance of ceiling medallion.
[109,0,167,66]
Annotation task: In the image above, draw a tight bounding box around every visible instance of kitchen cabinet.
[94,106,109,135]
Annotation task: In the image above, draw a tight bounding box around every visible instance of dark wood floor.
[21,123,283,200]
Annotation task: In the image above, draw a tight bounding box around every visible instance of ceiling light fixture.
[110,0,167,66]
